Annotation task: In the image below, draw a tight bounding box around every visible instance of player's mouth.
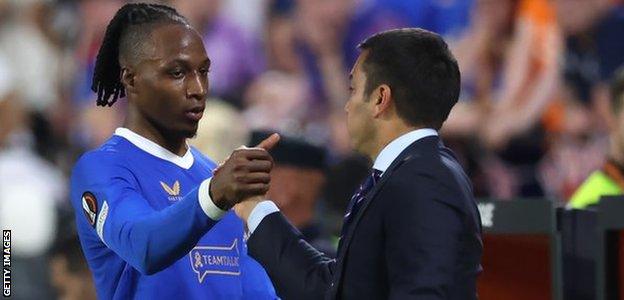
[184,106,204,122]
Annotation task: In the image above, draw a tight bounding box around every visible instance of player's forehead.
[143,23,208,64]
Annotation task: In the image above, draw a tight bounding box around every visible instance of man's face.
[345,50,376,154]
[130,24,210,138]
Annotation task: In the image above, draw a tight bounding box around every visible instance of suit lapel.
[329,136,440,297]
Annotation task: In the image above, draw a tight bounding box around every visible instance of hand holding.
[233,196,264,223]
[209,134,280,210]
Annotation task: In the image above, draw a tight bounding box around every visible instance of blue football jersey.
[70,128,277,299]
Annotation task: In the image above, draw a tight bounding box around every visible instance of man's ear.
[120,67,136,94]
[372,84,392,118]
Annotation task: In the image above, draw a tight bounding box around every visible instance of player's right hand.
[209,134,280,210]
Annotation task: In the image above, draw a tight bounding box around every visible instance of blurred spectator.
[446,0,564,198]
[568,67,624,209]
[344,0,474,66]
[295,0,353,104]
[480,0,562,152]
[538,130,606,200]
[222,0,268,36]
[291,0,356,155]
[0,0,64,112]
[446,0,518,137]
[0,49,64,300]
[556,0,624,129]
[538,0,624,200]
[49,235,96,300]
[243,71,309,134]
[0,0,81,165]
[249,131,336,256]
[173,0,265,105]
[0,53,16,145]
[190,98,250,162]
[265,0,299,73]
[383,0,474,38]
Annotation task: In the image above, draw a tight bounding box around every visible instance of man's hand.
[233,196,264,222]
[209,134,280,210]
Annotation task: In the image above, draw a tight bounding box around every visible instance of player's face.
[345,50,377,154]
[132,24,210,138]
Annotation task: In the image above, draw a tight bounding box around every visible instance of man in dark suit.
[234,28,483,300]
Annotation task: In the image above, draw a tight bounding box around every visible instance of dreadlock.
[91,3,189,107]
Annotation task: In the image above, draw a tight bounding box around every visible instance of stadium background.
[0,0,623,299]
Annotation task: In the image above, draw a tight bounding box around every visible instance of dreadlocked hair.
[91,3,188,106]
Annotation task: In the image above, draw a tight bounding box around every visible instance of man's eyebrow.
[166,57,211,67]
[165,58,189,67]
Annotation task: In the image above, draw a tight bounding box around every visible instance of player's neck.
[125,119,187,156]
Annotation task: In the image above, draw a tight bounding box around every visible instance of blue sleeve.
[71,151,217,275]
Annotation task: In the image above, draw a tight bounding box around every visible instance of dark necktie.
[340,169,382,239]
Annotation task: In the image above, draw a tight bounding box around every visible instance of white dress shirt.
[247,128,439,234]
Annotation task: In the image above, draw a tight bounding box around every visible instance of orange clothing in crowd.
[517,0,564,133]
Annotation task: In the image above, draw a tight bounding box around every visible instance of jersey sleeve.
[70,150,221,275]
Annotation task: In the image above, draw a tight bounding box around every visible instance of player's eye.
[199,68,209,76]
[169,69,184,79]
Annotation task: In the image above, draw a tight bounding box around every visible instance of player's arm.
[72,147,273,275]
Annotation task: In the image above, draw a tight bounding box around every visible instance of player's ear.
[120,67,136,94]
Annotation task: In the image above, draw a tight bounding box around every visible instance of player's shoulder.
[73,135,131,173]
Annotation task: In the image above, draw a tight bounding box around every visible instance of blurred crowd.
[1,0,623,299]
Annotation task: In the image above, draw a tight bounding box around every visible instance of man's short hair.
[358,28,460,130]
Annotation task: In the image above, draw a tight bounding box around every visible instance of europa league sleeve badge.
[82,191,98,228]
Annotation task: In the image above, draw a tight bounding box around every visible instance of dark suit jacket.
[248,136,483,299]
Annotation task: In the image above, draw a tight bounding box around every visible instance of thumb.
[255,133,280,151]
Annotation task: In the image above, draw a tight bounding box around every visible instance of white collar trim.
[114,127,194,169]
[373,128,438,174]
